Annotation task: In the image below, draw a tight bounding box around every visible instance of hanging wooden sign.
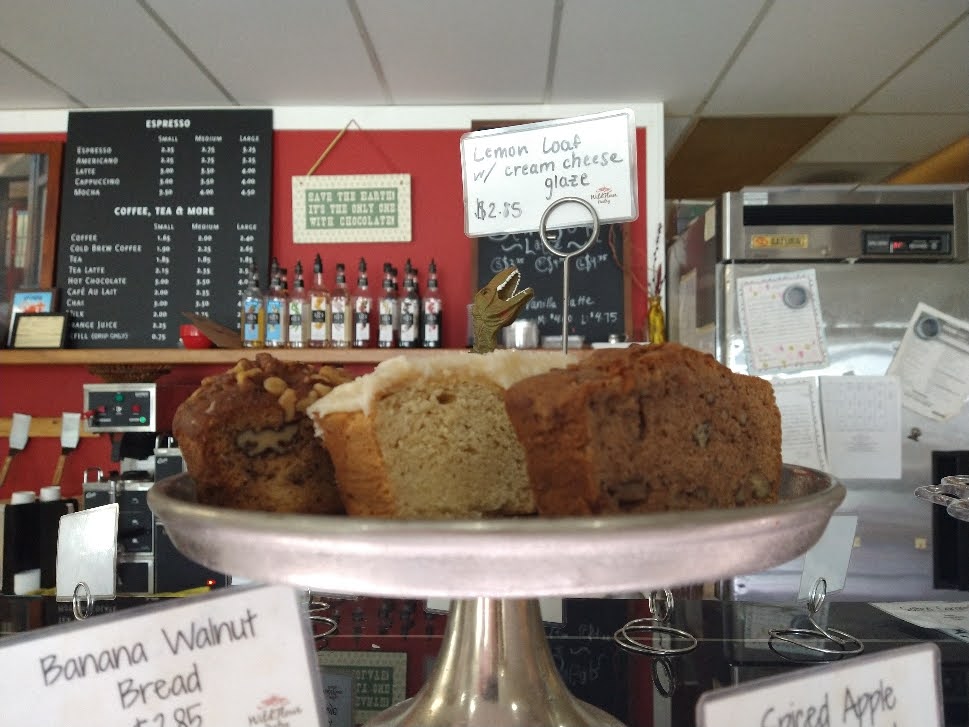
[292,174,412,243]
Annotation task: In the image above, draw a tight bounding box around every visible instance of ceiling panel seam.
[665,0,774,163]
[691,0,774,118]
[137,0,237,104]
[848,9,969,114]
[0,46,84,107]
[544,0,565,103]
[348,0,392,103]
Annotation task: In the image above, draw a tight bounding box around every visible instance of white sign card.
[319,667,354,727]
[886,302,969,421]
[696,643,943,727]
[460,109,638,237]
[798,514,857,599]
[771,377,829,472]
[0,584,325,725]
[56,504,119,601]
[871,601,969,634]
[819,375,902,480]
[736,269,828,375]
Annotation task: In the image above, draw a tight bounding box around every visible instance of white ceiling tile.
[146,0,384,105]
[0,0,226,107]
[663,116,693,158]
[357,0,554,104]
[554,0,765,115]
[861,15,969,114]
[706,0,968,115]
[0,52,77,109]
[796,114,969,164]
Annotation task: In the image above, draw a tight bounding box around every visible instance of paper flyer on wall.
[819,375,902,480]
[736,269,828,375]
[771,378,828,472]
[886,302,969,421]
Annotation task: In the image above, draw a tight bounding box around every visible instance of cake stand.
[149,465,844,727]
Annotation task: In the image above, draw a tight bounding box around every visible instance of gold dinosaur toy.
[470,266,534,354]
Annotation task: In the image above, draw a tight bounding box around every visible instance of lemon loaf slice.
[307,350,573,518]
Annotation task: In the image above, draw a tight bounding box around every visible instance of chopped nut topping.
[750,473,771,499]
[278,387,297,421]
[693,422,710,448]
[263,376,287,396]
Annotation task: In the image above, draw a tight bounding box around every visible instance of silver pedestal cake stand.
[149,464,844,727]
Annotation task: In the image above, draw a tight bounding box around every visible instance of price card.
[460,109,638,237]
[0,584,325,726]
[696,643,942,727]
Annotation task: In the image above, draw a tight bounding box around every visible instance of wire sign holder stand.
[614,588,698,657]
[916,474,969,521]
[769,577,863,658]
[538,196,600,354]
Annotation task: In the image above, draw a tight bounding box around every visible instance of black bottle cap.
[313,253,322,274]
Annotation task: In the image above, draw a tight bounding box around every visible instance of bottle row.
[240,254,442,349]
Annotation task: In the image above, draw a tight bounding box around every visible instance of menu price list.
[474,224,629,343]
[55,109,272,348]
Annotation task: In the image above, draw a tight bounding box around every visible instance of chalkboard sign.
[55,109,273,348]
[473,223,631,344]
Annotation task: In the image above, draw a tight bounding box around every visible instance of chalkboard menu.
[55,109,272,348]
[473,223,630,343]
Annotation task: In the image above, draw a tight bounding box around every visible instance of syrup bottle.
[422,259,442,348]
[264,270,288,348]
[330,263,351,348]
[240,265,265,348]
[308,253,331,348]
[352,257,373,348]
[288,261,309,348]
[377,264,397,348]
[399,266,421,348]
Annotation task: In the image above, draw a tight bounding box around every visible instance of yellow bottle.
[648,295,666,344]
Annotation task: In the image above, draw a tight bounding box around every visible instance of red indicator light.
[206,579,217,587]
[892,241,905,250]
[131,404,141,413]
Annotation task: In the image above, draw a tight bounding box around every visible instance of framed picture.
[7,288,57,346]
[292,173,412,243]
[10,312,67,349]
[317,650,406,724]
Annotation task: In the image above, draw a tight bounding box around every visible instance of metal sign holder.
[614,588,698,657]
[769,577,863,658]
[537,197,600,354]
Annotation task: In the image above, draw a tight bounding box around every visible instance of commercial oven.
[668,184,969,602]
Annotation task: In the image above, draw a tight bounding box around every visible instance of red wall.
[0,126,649,498]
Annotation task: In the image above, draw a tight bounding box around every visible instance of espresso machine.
[82,382,229,594]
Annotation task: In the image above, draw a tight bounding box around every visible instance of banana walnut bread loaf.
[173,353,354,514]
[503,342,782,516]
[307,350,574,518]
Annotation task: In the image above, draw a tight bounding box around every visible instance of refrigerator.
[667,184,969,602]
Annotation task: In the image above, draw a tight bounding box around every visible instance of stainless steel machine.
[667,184,969,602]
[81,382,228,594]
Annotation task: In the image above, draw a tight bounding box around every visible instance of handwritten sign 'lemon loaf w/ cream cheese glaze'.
[696,643,942,727]
[0,584,325,725]
[460,109,638,238]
